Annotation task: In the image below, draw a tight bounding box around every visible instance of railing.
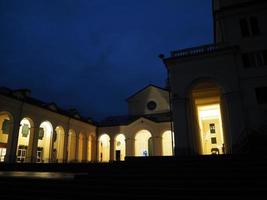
[171,43,237,58]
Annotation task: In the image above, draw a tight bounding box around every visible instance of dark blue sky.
[0,0,213,120]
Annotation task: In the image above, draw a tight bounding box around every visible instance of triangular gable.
[126,84,168,101]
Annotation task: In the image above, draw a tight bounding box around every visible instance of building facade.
[162,0,267,156]
[0,85,174,163]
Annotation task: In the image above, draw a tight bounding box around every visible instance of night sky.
[0,0,213,121]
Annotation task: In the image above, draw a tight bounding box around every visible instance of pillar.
[152,136,162,156]
[82,135,88,162]
[126,137,134,156]
[109,136,114,161]
[172,96,192,155]
[222,91,244,153]
[63,130,69,163]
[5,116,20,163]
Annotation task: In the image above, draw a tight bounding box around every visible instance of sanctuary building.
[1,0,267,163]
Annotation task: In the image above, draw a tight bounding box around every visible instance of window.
[2,119,10,134]
[17,146,27,163]
[38,128,44,140]
[37,147,43,163]
[211,137,217,144]
[255,87,267,104]
[0,148,6,162]
[147,101,157,111]
[242,50,267,68]
[240,16,260,37]
[209,123,216,134]
[21,124,29,137]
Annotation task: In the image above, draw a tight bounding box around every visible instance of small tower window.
[240,16,260,38]
[147,101,157,111]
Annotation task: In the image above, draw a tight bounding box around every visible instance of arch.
[67,129,76,162]
[0,111,14,162]
[114,134,126,161]
[78,133,85,162]
[187,79,227,155]
[135,130,152,156]
[37,121,53,163]
[162,130,174,156]
[98,134,110,162]
[53,126,65,163]
[16,117,34,163]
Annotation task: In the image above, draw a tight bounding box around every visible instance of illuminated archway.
[98,134,110,162]
[16,118,34,163]
[67,129,76,162]
[0,111,13,162]
[135,130,152,156]
[38,121,53,163]
[53,126,65,163]
[78,133,85,162]
[189,80,226,155]
[114,134,126,161]
[162,130,174,156]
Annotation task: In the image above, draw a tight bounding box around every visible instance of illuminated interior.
[54,126,65,163]
[135,130,152,156]
[0,112,11,162]
[78,133,84,162]
[16,118,32,163]
[38,121,53,163]
[191,81,225,155]
[98,134,110,162]
[114,134,126,161]
[197,104,224,155]
[67,129,76,162]
[162,130,174,156]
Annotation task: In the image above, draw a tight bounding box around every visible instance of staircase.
[0,155,266,200]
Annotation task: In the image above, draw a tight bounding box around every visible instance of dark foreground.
[0,155,267,200]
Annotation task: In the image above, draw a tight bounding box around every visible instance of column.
[222,91,244,153]
[63,130,69,163]
[125,137,134,157]
[5,116,20,163]
[75,134,79,162]
[152,136,162,156]
[82,136,88,162]
[109,136,115,161]
[172,96,192,156]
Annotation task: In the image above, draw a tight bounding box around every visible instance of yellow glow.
[115,134,126,161]
[135,130,152,156]
[38,121,53,163]
[98,134,110,162]
[162,131,174,156]
[54,126,65,163]
[197,104,224,155]
[67,130,76,162]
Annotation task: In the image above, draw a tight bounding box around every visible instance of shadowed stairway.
[0,155,267,200]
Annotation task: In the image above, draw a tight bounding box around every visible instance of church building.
[1,0,267,164]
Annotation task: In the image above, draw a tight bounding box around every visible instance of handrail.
[171,43,236,58]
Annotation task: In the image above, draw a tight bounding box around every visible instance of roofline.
[0,88,97,126]
[126,84,169,102]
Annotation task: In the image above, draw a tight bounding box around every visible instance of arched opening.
[67,129,76,162]
[53,126,65,163]
[189,80,226,155]
[78,133,84,162]
[87,135,93,161]
[114,134,126,161]
[98,134,110,162]
[162,130,174,156]
[0,112,13,162]
[38,121,53,163]
[16,118,34,163]
[135,130,152,156]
